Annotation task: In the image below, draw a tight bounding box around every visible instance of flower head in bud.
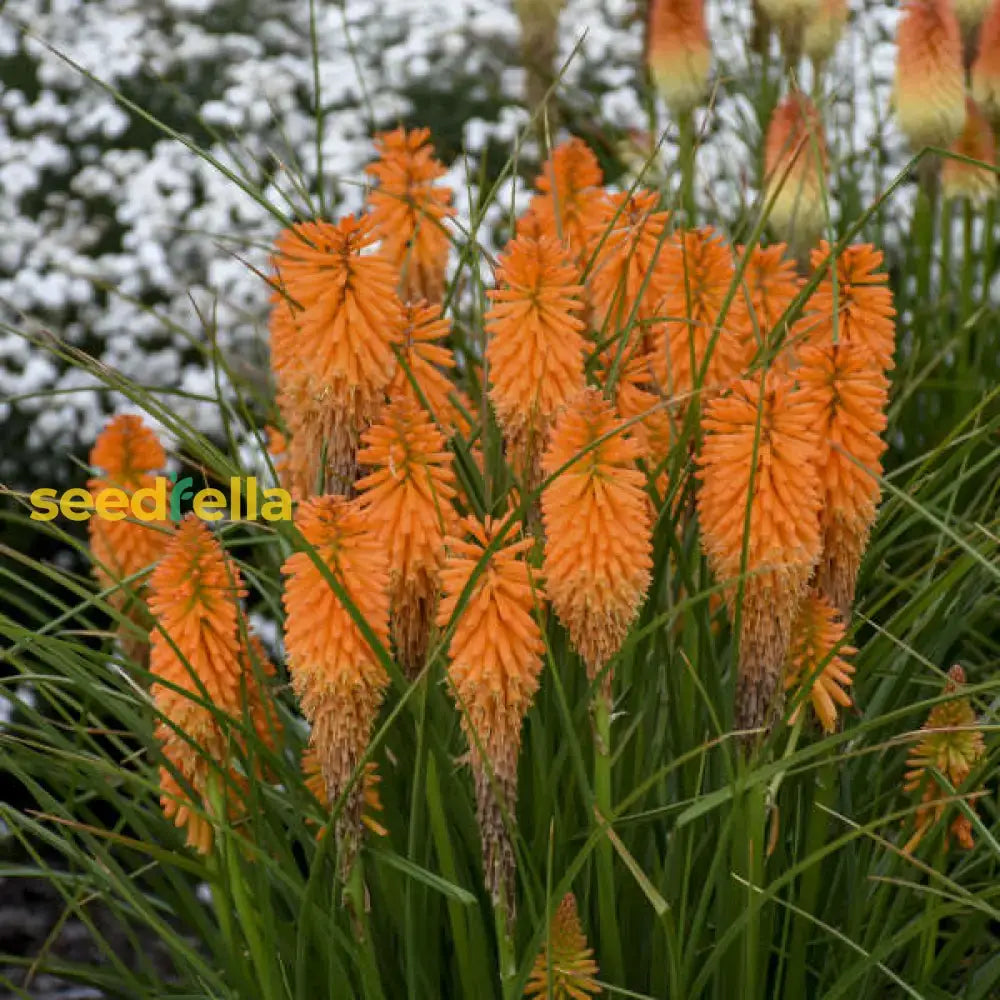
[525,893,601,999]
[646,0,711,117]
[804,0,849,65]
[649,227,755,411]
[763,92,828,252]
[972,0,1000,120]
[792,242,897,370]
[697,372,823,732]
[894,0,966,151]
[520,137,606,262]
[904,666,986,852]
[797,343,889,618]
[785,592,856,732]
[541,389,653,686]
[271,216,405,494]
[356,395,458,675]
[366,127,455,303]
[942,98,998,206]
[282,496,391,863]
[437,514,545,911]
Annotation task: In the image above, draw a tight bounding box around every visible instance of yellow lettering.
[132,478,168,522]
[29,488,60,521]
[60,487,93,521]
[95,487,129,521]
[261,489,292,522]
[193,488,226,521]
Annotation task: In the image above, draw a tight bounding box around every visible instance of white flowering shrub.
[0,0,899,489]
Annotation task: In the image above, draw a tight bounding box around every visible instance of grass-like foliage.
[2,6,1000,999]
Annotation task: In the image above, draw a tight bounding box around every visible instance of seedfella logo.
[29,474,292,523]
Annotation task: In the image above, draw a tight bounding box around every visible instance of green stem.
[593,688,625,988]
[494,900,517,1000]
[961,199,975,325]
[345,854,387,1000]
[678,112,697,226]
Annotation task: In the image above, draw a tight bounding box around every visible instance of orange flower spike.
[942,98,999,206]
[763,92,829,253]
[904,666,986,852]
[366,126,455,304]
[437,515,545,909]
[525,893,601,1000]
[87,415,173,612]
[804,0,849,65]
[646,0,711,117]
[148,516,247,722]
[739,243,801,365]
[649,227,755,410]
[797,343,889,619]
[894,0,966,151]
[792,242,896,369]
[587,189,671,338]
[541,389,653,686]
[282,496,391,858]
[784,592,856,733]
[521,137,606,261]
[272,215,405,494]
[486,233,587,486]
[356,395,458,675]
[697,372,823,732]
[972,0,1000,120]
[148,517,247,852]
[386,301,474,439]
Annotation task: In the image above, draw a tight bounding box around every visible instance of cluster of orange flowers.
[81,117,987,912]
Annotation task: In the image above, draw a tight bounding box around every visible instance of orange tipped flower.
[739,243,801,365]
[646,0,711,117]
[148,517,248,851]
[763,92,828,252]
[784,592,856,733]
[486,234,587,486]
[366,127,455,303]
[437,515,545,909]
[803,0,848,65]
[356,395,458,676]
[541,389,653,686]
[942,98,998,205]
[386,301,475,440]
[649,227,755,410]
[587,190,671,338]
[87,415,172,658]
[972,0,1000,119]
[792,242,897,370]
[271,215,404,495]
[520,137,606,262]
[525,894,600,999]
[282,496,391,859]
[697,372,823,731]
[904,666,986,852]
[894,0,966,151]
[797,343,889,619]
